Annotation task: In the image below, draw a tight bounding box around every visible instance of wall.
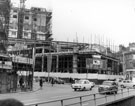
[99,96,135,106]
[34,72,123,82]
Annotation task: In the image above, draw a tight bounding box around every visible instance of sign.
[86,58,93,69]
[12,56,33,64]
[92,55,101,58]
[0,61,12,69]
[93,59,101,65]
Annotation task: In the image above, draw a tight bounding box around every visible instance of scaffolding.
[17,0,25,39]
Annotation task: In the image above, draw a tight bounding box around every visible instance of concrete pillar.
[56,55,59,72]
[73,54,78,73]
[41,47,44,72]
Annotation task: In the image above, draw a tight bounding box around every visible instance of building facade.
[9,7,52,41]
[118,43,135,81]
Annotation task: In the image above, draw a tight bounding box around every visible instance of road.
[0,82,134,106]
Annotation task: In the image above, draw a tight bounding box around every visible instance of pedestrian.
[51,78,54,86]
[39,78,43,89]
[0,98,24,106]
[19,77,24,90]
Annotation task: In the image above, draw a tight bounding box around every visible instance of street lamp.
[122,52,126,75]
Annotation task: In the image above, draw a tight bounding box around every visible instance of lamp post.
[122,52,126,76]
[32,44,36,90]
[47,42,52,83]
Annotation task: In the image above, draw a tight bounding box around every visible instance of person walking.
[51,78,54,87]
[19,77,24,91]
[39,78,43,89]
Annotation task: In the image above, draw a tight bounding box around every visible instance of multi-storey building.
[118,43,135,81]
[9,7,52,41]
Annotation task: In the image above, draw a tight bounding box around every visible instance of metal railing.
[25,88,135,106]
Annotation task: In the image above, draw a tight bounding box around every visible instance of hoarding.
[86,58,107,70]
[12,56,33,64]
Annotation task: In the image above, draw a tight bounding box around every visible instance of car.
[91,82,95,87]
[53,77,65,84]
[114,78,124,86]
[119,80,135,89]
[71,79,93,91]
[98,81,118,94]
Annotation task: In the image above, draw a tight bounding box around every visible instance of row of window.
[10,31,46,40]
[12,15,37,21]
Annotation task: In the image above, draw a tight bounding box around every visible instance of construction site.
[0,0,124,93]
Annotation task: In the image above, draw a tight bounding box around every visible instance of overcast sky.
[11,0,135,47]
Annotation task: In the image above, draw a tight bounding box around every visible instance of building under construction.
[9,6,52,40]
[0,0,124,93]
[0,0,15,93]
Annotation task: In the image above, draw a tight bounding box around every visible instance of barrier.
[24,88,135,106]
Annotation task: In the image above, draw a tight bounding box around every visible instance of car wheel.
[74,88,77,91]
[115,91,117,94]
[90,87,92,90]
[83,87,86,91]
[121,85,124,88]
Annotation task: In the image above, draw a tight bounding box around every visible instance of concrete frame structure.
[9,6,52,41]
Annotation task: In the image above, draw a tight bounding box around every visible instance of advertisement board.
[12,56,33,64]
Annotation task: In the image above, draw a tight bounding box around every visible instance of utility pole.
[47,42,52,83]
[122,52,126,76]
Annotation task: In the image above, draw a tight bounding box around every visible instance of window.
[25,16,29,20]
[12,31,16,35]
[84,81,87,84]
[13,10,17,13]
[24,32,28,37]
[33,18,37,21]
[127,81,130,83]
[123,81,126,83]
[13,15,17,18]
[38,8,41,11]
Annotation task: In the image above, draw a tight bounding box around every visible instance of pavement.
[4,82,71,95]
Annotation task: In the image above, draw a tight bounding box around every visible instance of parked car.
[114,78,124,86]
[71,79,93,91]
[90,81,95,88]
[53,77,65,84]
[98,81,118,94]
[119,80,135,89]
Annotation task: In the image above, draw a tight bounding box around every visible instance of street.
[0,82,135,106]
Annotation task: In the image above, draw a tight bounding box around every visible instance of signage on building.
[0,61,12,69]
[14,43,27,50]
[12,56,33,64]
[86,58,93,69]
[93,59,101,65]
[92,55,101,59]
[86,58,107,70]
